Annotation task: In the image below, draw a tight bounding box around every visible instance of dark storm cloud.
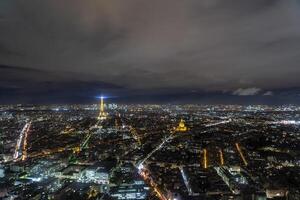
[1,0,300,102]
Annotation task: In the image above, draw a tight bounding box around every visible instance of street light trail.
[205,119,232,127]
[180,166,193,195]
[138,133,174,169]
[13,121,31,161]
[21,122,31,161]
[235,143,248,166]
[203,149,208,169]
[29,146,74,158]
[219,149,224,166]
[139,167,167,200]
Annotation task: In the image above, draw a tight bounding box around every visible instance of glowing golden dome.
[175,119,188,132]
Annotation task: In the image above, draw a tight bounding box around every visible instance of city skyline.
[1,2,300,200]
[1,102,300,199]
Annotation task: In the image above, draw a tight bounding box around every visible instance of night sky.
[1,0,300,104]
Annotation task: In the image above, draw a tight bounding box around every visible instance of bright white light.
[29,177,42,182]
[96,95,107,99]
[269,120,300,125]
[138,163,144,171]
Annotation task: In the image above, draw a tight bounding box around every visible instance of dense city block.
[1,102,300,200]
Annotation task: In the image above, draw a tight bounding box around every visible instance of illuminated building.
[0,167,4,178]
[80,166,109,184]
[57,165,85,180]
[98,96,108,120]
[214,166,264,198]
[175,119,188,132]
[110,180,149,200]
[266,189,288,199]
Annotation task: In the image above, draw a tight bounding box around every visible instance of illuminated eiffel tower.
[98,96,108,120]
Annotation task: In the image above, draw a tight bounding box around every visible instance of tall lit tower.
[98,96,108,120]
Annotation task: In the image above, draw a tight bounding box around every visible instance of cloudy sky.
[1,0,300,104]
